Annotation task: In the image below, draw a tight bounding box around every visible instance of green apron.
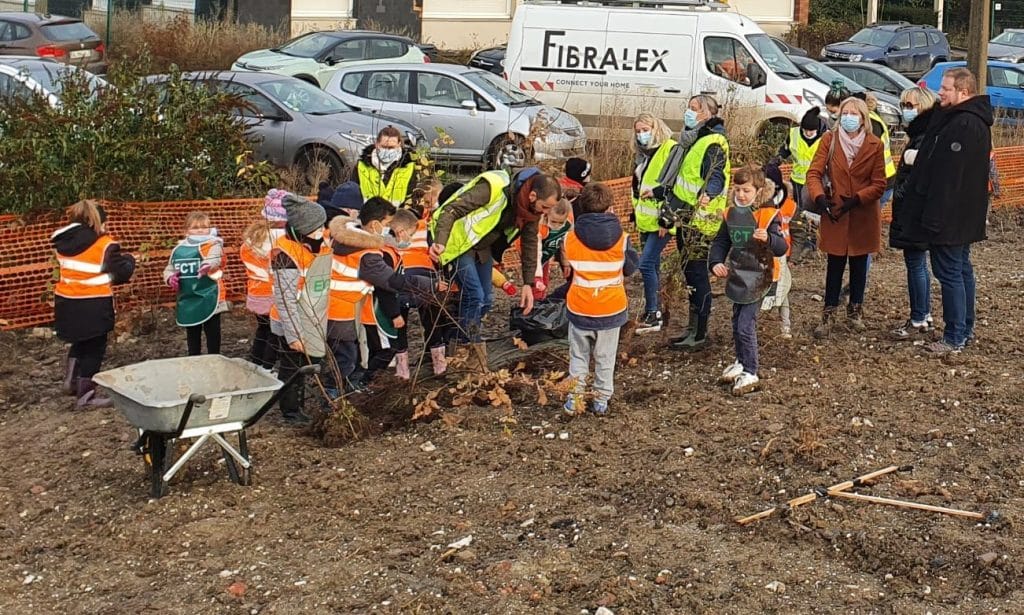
[171,241,219,327]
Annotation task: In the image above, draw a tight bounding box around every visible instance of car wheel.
[297,146,345,192]
[486,133,527,169]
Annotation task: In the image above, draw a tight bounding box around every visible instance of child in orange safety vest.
[708,164,790,397]
[239,189,289,369]
[52,199,136,408]
[760,163,798,340]
[562,183,639,417]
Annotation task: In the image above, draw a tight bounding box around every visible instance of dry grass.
[86,11,287,73]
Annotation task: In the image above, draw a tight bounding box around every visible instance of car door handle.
[417,111,433,117]
[700,90,717,96]
[664,88,681,93]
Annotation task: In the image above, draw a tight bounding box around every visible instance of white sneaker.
[732,372,760,396]
[718,361,744,384]
[780,326,793,340]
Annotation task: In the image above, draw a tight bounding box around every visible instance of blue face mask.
[396,240,412,249]
[839,114,862,132]
[683,109,699,130]
[902,108,918,124]
[636,130,652,146]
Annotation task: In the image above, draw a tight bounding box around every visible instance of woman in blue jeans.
[630,113,681,334]
[888,87,939,338]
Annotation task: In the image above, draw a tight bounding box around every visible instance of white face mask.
[377,148,401,166]
[309,229,324,241]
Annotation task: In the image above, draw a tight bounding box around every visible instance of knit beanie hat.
[262,189,289,222]
[330,181,364,212]
[565,157,591,184]
[800,107,821,132]
[282,194,326,236]
[316,182,334,207]
[763,162,788,205]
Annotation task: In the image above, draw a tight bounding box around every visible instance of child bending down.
[164,211,227,356]
[709,164,790,396]
[562,183,639,416]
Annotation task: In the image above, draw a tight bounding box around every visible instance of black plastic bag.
[509,299,569,345]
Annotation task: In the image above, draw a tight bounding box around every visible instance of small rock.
[977,552,998,566]
[22,575,35,585]
[655,569,671,585]
[765,580,786,593]
[683,447,695,457]
[851,417,863,427]
[455,548,478,562]
[447,535,473,550]
[559,431,570,441]
[595,608,615,615]
[665,497,675,507]
[420,441,437,453]
[294,580,307,586]
[884,573,894,581]
[218,569,233,578]
[922,585,931,595]
[520,518,535,528]
[544,433,556,440]
[811,294,823,302]
[29,485,46,495]
[227,581,246,598]
[31,328,53,338]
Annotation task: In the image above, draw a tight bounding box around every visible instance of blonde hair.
[901,86,938,112]
[838,97,871,131]
[66,199,105,234]
[944,67,978,96]
[633,113,674,151]
[184,211,211,231]
[390,208,419,233]
[242,220,270,249]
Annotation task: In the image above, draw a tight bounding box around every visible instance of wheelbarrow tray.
[93,355,283,434]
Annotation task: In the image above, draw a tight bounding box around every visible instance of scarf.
[837,127,866,166]
[515,176,542,227]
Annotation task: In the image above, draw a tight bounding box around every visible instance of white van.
[505,0,829,136]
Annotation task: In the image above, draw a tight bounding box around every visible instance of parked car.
[468,45,506,75]
[821,22,949,77]
[920,60,1024,124]
[324,63,586,168]
[232,30,428,88]
[0,56,106,106]
[988,29,1024,63]
[789,55,901,129]
[0,12,107,74]
[771,36,807,57]
[825,61,916,98]
[144,71,426,184]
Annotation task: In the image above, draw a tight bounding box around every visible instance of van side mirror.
[747,63,767,89]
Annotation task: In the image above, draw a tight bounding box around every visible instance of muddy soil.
[2,213,1024,614]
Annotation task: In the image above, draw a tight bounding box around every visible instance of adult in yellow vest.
[632,112,682,335]
[664,94,731,351]
[429,168,561,365]
[354,125,418,207]
[779,106,827,262]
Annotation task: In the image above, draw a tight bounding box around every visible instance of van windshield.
[745,34,803,79]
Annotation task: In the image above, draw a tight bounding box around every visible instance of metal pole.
[867,0,879,24]
[967,0,990,94]
[105,0,113,48]
[935,0,944,30]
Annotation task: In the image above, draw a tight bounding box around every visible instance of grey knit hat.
[282,194,326,236]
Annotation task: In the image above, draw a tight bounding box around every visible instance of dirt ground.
[2,212,1024,615]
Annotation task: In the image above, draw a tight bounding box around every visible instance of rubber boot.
[672,314,708,351]
[279,383,310,425]
[75,378,111,409]
[847,303,866,333]
[430,346,447,376]
[813,307,838,339]
[470,341,490,373]
[395,351,410,380]
[669,309,698,345]
[62,356,78,396]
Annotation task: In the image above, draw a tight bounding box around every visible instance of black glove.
[814,195,828,213]
[840,195,860,213]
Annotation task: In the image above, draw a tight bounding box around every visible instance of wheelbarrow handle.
[171,393,206,437]
[297,364,321,376]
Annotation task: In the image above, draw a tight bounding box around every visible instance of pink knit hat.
[262,189,289,222]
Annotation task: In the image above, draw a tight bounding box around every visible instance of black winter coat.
[902,95,993,246]
[888,107,936,251]
[52,224,135,343]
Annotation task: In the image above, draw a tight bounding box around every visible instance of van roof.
[522,0,730,11]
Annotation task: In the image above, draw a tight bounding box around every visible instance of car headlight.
[499,58,505,68]
[803,89,825,109]
[338,132,375,147]
[849,54,863,62]
[877,100,899,118]
[820,48,827,58]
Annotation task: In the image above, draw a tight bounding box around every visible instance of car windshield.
[850,28,895,48]
[261,78,352,114]
[745,34,803,78]
[992,31,1024,48]
[796,59,866,93]
[274,32,337,59]
[23,63,106,98]
[41,21,98,42]
[464,70,537,106]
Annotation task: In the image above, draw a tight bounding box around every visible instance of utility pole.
[967,0,990,94]
[867,0,879,24]
[934,0,944,30]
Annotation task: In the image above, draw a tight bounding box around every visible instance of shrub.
[0,54,274,216]
[788,19,861,58]
[85,11,286,73]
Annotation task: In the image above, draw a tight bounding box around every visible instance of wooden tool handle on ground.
[736,465,901,526]
[826,490,985,520]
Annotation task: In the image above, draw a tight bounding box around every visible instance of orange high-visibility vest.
[399,219,434,270]
[240,240,272,300]
[564,232,628,318]
[269,236,328,322]
[777,197,798,255]
[53,231,115,299]
[328,249,377,323]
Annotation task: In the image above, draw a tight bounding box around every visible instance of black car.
[468,45,505,75]
[825,61,917,98]
[771,36,807,57]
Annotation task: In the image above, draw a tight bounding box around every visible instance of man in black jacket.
[904,67,993,353]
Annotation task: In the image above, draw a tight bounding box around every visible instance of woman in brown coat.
[806,96,887,338]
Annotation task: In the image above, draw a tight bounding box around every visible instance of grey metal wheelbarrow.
[93,355,319,498]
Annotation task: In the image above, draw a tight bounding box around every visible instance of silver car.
[144,71,424,185]
[323,63,586,168]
